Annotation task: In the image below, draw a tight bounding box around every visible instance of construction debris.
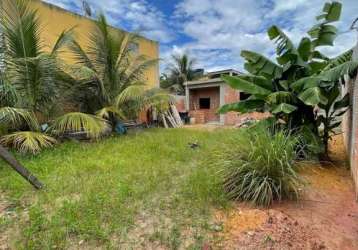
[160,105,183,128]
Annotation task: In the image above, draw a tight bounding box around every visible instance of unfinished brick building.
[184,69,245,125]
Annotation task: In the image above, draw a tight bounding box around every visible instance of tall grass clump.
[218,126,302,207]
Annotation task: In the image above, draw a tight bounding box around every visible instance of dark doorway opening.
[199,98,210,109]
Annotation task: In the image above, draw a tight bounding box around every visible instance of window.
[199,98,210,109]
[240,92,250,101]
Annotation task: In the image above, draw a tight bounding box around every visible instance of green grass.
[0,128,234,249]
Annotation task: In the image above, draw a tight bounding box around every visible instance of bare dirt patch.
[211,135,358,250]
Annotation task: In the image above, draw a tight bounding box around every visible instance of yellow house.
[2,0,160,87]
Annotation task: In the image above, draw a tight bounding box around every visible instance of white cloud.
[42,0,174,43]
[42,0,358,73]
[167,0,358,72]
[168,0,273,71]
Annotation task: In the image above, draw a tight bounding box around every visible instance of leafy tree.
[219,1,358,157]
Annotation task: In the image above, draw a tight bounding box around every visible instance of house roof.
[207,69,241,76]
[184,78,223,86]
[184,69,240,86]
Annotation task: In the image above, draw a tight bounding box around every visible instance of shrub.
[217,126,302,207]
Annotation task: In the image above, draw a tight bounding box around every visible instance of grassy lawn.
[0,128,236,249]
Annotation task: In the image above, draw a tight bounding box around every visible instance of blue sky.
[42,0,358,73]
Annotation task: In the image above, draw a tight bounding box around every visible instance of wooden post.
[0,145,43,189]
[165,111,177,128]
[171,105,183,127]
[161,114,168,128]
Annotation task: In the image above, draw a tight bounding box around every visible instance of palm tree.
[68,13,170,125]
[162,53,197,95]
[0,0,106,153]
[1,0,74,116]
[0,0,172,153]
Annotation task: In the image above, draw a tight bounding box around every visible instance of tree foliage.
[68,14,157,113]
[50,112,110,139]
[1,0,73,114]
[0,1,172,154]
[0,131,57,154]
[219,1,356,156]
[160,53,201,94]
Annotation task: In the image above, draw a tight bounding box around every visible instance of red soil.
[212,135,358,250]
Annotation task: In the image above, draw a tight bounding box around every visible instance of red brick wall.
[222,86,270,125]
[189,87,220,123]
[185,85,269,125]
[224,85,240,125]
[189,110,205,124]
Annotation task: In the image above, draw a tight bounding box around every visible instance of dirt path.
[212,136,358,250]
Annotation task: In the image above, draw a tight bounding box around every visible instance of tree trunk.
[0,145,43,189]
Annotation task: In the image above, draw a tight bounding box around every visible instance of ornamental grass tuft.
[218,126,302,207]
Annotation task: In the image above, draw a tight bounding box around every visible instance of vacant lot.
[0,128,233,249]
[0,128,357,249]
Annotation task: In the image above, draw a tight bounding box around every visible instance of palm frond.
[96,106,126,120]
[0,107,39,130]
[10,54,59,111]
[116,32,138,73]
[0,131,57,154]
[144,88,174,111]
[2,0,42,58]
[115,86,173,115]
[68,40,96,71]
[50,112,110,139]
[0,74,18,106]
[51,27,75,56]
[115,84,145,106]
[2,0,69,113]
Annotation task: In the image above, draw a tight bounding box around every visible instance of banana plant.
[219,1,357,156]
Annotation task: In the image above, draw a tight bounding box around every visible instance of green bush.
[217,126,302,207]
[250,118,323,159]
